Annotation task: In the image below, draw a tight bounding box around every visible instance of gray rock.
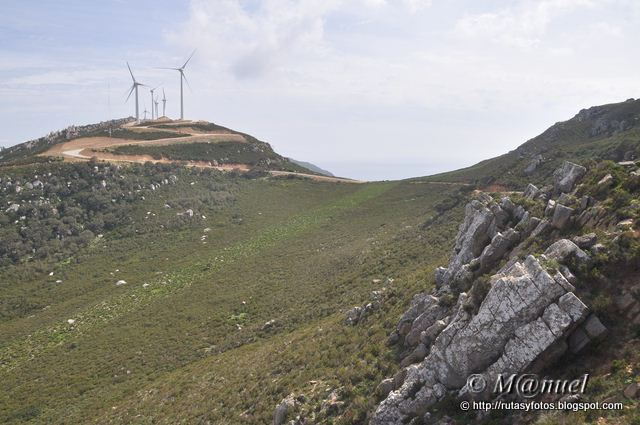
[377,378,395,398]
[544,239,590,266]
[572,233,597,249]
[531,220,551,238]
[579,196,593,211]
[478,229,519,272]
[591,244,607,255]
[405,302,448,347]
[568,328,590,354]
[371,255,587,424]
[623,382,639,399]
[552,204,574,229]
[436,199,497,289]
[500,197,516,214]
[583,315,607,340]
[345,306,362,326]
[557,292,589,322]
[553,161,587,194]
[5,203,19,213]
[557,193,573,206]
[397,294,437,336]
[558,265,577,285]
[273,394,296,425]
[524,183,540,199]
[420,319,448,346]
[545,199,556,217]
[400,343,428,367]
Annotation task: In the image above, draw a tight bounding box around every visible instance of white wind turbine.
[159,50,195,120]
[149,86,160,120]
[154,95,160,120]
[125,62,146,121]
[161,88,167,117]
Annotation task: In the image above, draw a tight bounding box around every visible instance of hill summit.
[0,118,344,181]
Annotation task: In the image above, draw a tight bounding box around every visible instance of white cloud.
[454,0,596,48]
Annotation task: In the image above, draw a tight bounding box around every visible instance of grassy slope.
[0,175,464,424]
[422,99,640,189]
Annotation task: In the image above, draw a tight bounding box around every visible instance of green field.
[0,170,465,424]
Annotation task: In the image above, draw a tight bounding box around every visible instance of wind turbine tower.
[149,86,160,120]
[160,50,195,120]
[154,95,160,120]
[125,63,146,121]
[162,88,167,117]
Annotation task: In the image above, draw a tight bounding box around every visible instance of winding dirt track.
[41,120,362,183]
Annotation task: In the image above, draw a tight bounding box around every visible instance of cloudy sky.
[1,0,638,180]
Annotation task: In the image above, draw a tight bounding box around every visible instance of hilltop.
[0,99,639,425]
[0,118,350,182]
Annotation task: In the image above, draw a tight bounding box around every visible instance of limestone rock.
[582,315,607,340]
[273,394,297,425]
[552,204,574,229]
[623,382,639,399]
[544,239,590,266]
[345,306,362,326]
[553,161,586,194]
[5,203,19,213]
[524,183,540,199]
[572,233,597,249]
[371,255,589,425]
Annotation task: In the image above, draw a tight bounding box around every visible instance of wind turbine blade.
[125,85,135,102]
[162,88,166,99]
[156,67,181,70]
[126,62,135,82]
[182,72,193,93]
[181,49,196,69]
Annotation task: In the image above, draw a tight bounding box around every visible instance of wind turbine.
[125,62,146,121]
[143,107,149,121]
[159,50,195,120]
[154,95,160,120]
[161,88,167,117]
[149,85,160,120]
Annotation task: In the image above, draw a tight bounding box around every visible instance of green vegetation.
[0,160,463,423]
[91,128,191,141]
[108,140,307,172]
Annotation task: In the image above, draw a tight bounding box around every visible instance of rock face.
[553,161,586,194]
[371,255,590,424]
[371,162,606,425]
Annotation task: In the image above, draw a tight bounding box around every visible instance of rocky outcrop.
[371,252,592,424]
[553,161,586,194]
[372,161,608,425]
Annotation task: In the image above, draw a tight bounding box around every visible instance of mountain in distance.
[290,159,335,177]
[0,99,639,425]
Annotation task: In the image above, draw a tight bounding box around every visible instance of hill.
[424,98,640,189]
[290,159,335,177]
[0,118,354,182]
[0,100,639,425]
